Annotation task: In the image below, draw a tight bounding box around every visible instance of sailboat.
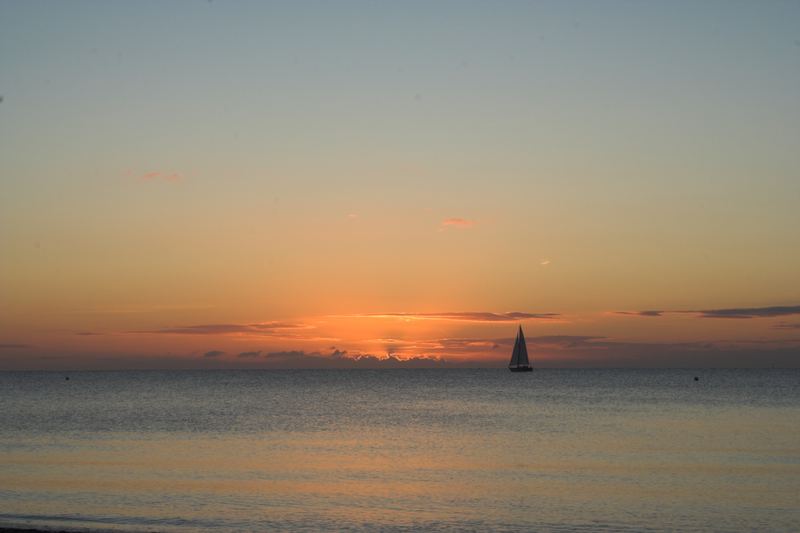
[508,325,533,372]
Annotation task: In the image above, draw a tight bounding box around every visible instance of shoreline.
[1,529,73,533]
[3,525,167,533]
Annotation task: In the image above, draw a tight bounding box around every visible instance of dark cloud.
[0,343,29,349]
[695,305,800,319]
[362,311,559,322]
[263,349,445,369]
[615,310,663,317]
[616,305,800,320]
[75,332,102,336]
[131,322,306,335]
[329,347,348,359]
[203,350,225,358]
[238,350,261,358]
[265,350,307,360]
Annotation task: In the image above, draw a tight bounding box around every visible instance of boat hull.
[509,366,533,372]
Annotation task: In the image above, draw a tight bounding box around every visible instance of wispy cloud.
[615,305,800,319]
[350,311,560,322]
[131,322,307,335]
[238,350,262,358]
[0,343,29,349]
[694,305,800,319]
[614,310,664,317]
[203,350,225,358]
[441,217,475,229]
[540,259,551,266]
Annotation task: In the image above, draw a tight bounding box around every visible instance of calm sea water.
[1,369,798,532]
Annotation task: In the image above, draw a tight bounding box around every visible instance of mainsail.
[508,326,531,370]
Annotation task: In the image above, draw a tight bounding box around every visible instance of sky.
[1,1,799,370]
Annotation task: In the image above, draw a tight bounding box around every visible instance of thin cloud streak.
[695,305,800,319]
[615,305,800,319]
[348,311,560,322]
[130,322,308,335]
[441,217,475,229]
[614,310,664,317]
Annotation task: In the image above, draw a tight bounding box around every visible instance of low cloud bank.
[616,305,800,320]
[259,348,446,369]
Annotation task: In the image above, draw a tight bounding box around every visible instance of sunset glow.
[1,1,798,370]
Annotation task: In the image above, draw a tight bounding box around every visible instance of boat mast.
[508,326,522,368]
[509,327,521,368]
[517,325,529,368]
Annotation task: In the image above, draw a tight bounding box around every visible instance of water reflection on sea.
[1,369,798,531]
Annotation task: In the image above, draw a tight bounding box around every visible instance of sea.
[0,369,798,532]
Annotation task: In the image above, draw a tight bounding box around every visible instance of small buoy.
[693,376,699,381]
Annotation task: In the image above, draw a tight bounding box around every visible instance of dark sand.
[0,529,146,533]
[0,529,88,533]
[1,529,71,533]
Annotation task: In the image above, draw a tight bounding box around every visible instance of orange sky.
[3,304,800,369]
[2,2,799,369]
